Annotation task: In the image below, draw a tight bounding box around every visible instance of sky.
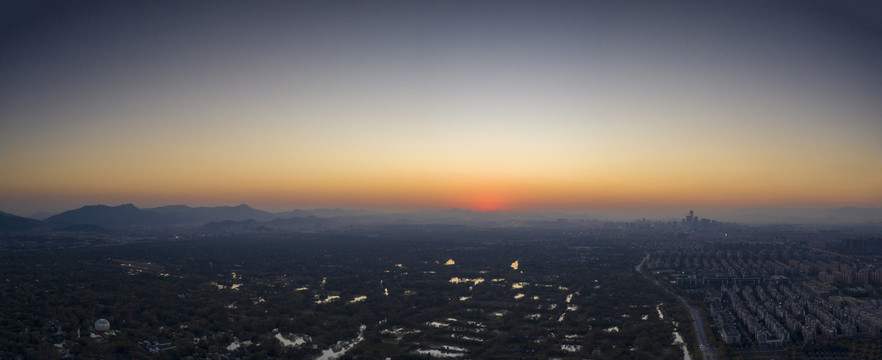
[2,0,881,216]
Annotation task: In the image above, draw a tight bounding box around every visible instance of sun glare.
[469,194,506,212]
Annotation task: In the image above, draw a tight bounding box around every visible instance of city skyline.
[2,1,881,216]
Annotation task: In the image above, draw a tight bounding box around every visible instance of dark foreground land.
[0,226,695,359]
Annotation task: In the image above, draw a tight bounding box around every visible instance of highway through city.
[637,254,719,360]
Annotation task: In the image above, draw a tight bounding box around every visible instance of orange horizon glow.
[4,139,878,212]
[3,171,878,214]
[2,2,880,216]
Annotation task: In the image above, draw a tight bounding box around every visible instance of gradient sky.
[2,0,881,215]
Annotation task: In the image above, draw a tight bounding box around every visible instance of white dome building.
[95,318,110,332]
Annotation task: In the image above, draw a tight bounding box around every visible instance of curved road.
[637,254,718,360]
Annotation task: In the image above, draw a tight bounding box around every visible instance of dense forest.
[1,228,695,359]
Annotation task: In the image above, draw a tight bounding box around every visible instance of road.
[637,254,718,360]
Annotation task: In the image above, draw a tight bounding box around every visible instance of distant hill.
[44,204,175,229]
[199,219,273,233]
[272,209,313,219]
[274,208,375,219]
[0,211,42,231]
[832,207,882,222]
[267,216,326,230]
[56,223,112,233]
[18,203,882,231]
[147,204,275,223]
[707,207,882,225]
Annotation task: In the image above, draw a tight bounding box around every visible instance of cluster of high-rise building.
[681,210,718,230]
[798,259,882,286]
[714,281,881,344]
[646,244,882,345]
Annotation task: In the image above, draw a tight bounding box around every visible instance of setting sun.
[467,194,507,212]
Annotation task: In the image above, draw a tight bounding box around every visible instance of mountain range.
[0,211,42,231]
[146,204,275,224]
[43,204,174,228]
[0,204,879,232]
[0,204,380,232]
